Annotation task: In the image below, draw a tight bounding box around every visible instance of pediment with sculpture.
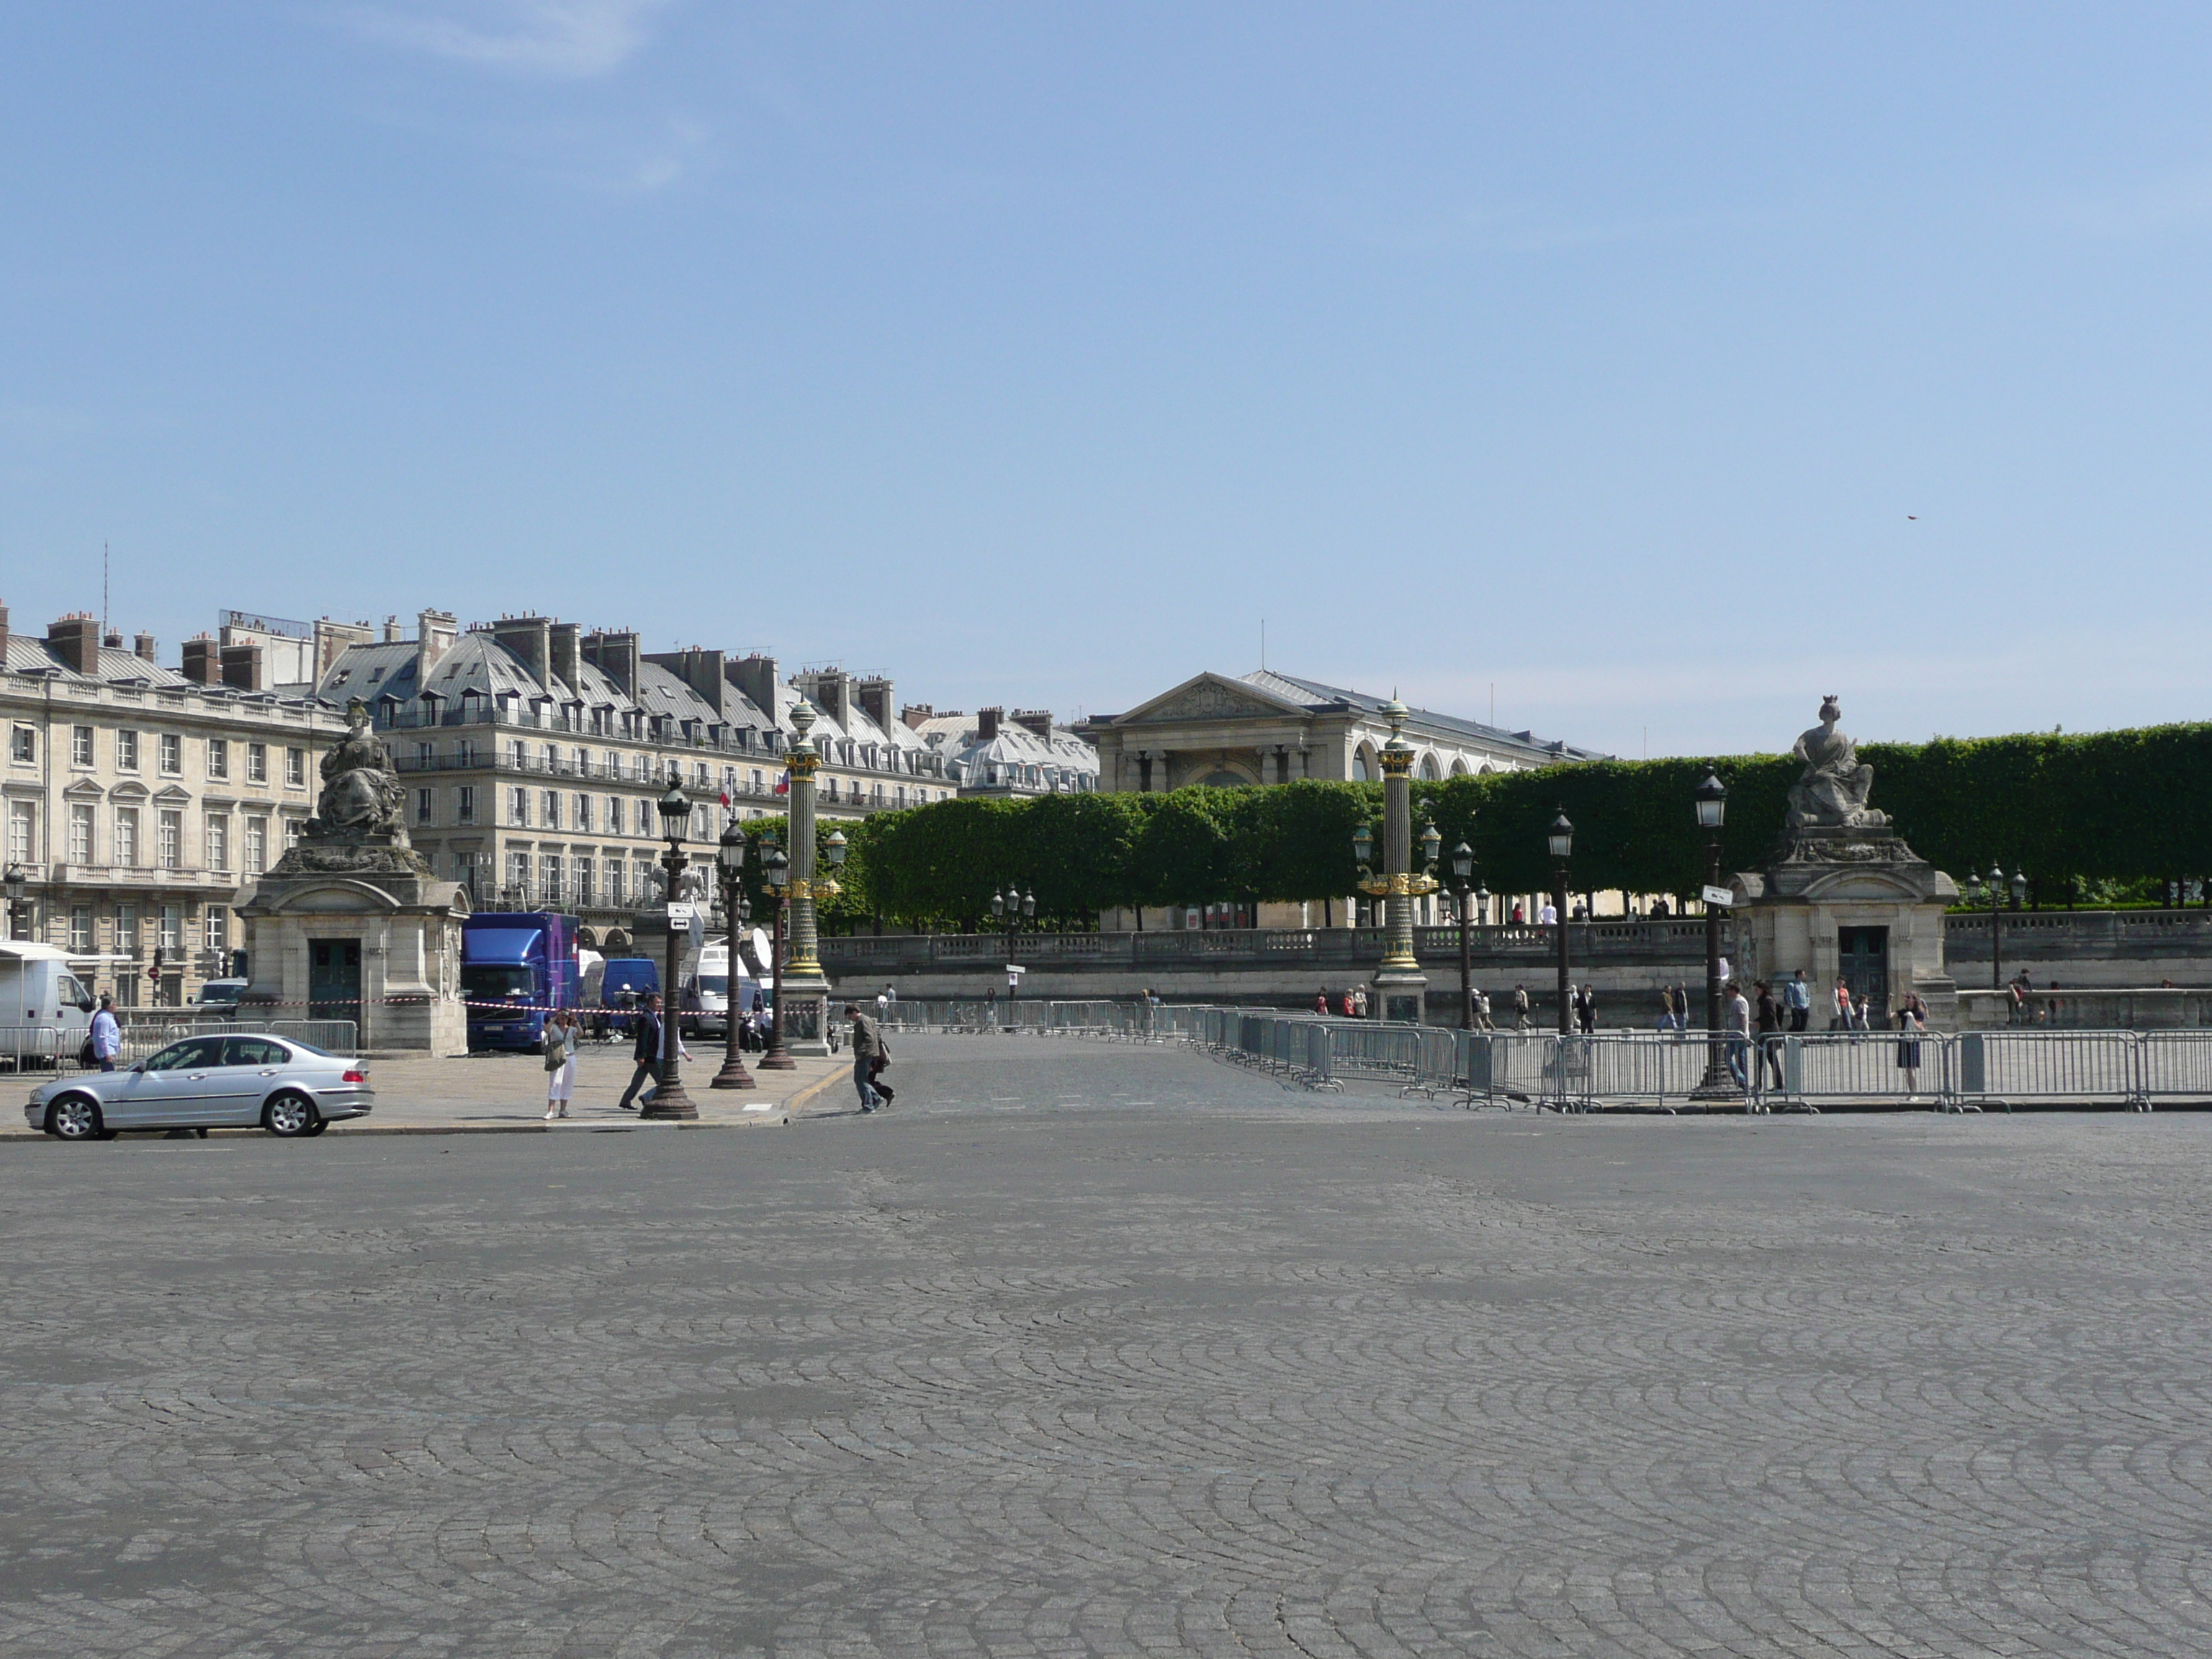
[1120,674,1306,727]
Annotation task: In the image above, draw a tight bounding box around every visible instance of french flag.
[775,772,790,797]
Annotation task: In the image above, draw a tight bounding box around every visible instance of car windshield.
[462,966,536,1000]
[697,975,728,994]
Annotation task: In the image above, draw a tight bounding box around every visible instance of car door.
[213,1037,291,1125]
[107,1036,227,1128]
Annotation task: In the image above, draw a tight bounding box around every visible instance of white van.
[683,935,771,1038]
[0,943,97,1064]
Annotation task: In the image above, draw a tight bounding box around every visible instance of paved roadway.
[6,1033,2212,1657]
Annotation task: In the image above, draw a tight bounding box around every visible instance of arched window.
[1418,752,1441,781]
[1199,769,1249,788]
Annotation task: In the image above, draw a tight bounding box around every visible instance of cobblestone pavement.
[9,1034,2212,1656]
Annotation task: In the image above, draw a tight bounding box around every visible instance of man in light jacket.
[90,994,122,1072]
[846,1004,886,1113]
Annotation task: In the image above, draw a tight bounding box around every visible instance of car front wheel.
[264,1091,320,1138]
[47,1094,106,1141]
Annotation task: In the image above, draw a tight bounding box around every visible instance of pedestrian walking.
[845,1004,886,1112]
[1724,980,1753,1089]
[1894,994,1927,1097]
[1314,989,1329,1015]
[1831,979,1853,1032]
[1352,985,1369,1018]
[1512,984,1532,1032]
[617,992,665,1111]
[1785,969,1812,1033]
[1656,987,1677,1033]
[1340,990,1356,1018]
[1575,983,1596,1035]
[1753,980,1786,1089]
[542,1009,578,1120]
[89,994,121,1072]
[1474,988,1494,1031]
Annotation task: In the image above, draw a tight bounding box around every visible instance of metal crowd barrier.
[1156,1010,2212,1112]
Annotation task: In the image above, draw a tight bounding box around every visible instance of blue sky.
[4,3,2209,759]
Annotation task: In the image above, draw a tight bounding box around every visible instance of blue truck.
[462,912,580,1051]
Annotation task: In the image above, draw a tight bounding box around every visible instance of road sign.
[1701,884,1735,909]
[667,902,698,928]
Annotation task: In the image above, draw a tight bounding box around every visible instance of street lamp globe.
[990,890,1006,920]
[763,842,788,887]
[1547,809,1574,862]
[1964,869,1985,905]
[1694,769,1728,830]
[657,772,691,846]
[1419,821,1443,872]
[1020,889,1036,920]
[1451,840,1474,886]
[717,819,747,878]
[1352,822,1373,867]
[825,830,848,868]
[2009,868,2028,909]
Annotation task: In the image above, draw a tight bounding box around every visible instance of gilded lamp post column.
[1360,696,1434,1022]
[778,698,835,1057]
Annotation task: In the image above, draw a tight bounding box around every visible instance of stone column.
[778,698,833,1056]
[1367,698,1429,1021]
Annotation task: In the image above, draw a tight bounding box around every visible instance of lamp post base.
[641,1079,698,1120]
[1369,964,1429,1024]
[710,1053,756,1089]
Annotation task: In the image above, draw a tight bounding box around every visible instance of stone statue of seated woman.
[1786,696,1888,830]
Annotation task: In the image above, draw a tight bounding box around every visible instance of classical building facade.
[1084,669,1605,930]
[1,606,343,1004]
[900,705,1100,799]
[306,611,971,944]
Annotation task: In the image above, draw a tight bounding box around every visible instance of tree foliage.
[769,721,2212,930]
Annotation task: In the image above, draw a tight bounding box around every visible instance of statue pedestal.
[1367,963,1429,1025]
[1728,828,1959,1028]
[236,853,469,1055]
[776,969,834,1058]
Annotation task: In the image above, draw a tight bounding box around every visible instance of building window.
[540,853,563,907]
[117,730,140,771]
[160,904,182,953]
[71,906,94,953]
[114,807,138,867]
[415,788,434,827]
[284,817,303,848]
[9,799,37,863]
[576,794,592,832]
[507,849,531,895]
[115,904,138,959]
[206,906,229,956]
[71,725,94,767]
[607,794,621,834]
[246,742,268,783]
[158,809,183,869]
[160,733,182,775]
[205,814,230,872]
[11,726,34,764]
[457,786,475,825]
[510,787,529,827]
[824,778,840,801]
[511,739,527,769]
[576,857,595,907]
[541,790,559,830]
[457,739,476,768]
[285,747,305,787]
[417,742,434,770]
[67,803,94,865]
[245,817,268,876]
[207,738,229,780]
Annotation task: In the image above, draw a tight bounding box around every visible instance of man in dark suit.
[617,992,664,1112]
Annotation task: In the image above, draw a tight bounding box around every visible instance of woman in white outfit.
[543,1010,579,1120]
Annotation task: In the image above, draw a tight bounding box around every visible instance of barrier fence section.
[1136,1010,2212,1111]
[1,1018,364,1079]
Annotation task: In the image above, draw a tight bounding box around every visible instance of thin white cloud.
[343,0,676,79]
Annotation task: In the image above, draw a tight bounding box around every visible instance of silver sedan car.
[24,1035,375,1140]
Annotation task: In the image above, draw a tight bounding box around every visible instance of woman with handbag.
[542,1009,578,1120]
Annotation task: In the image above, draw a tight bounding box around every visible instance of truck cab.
[461,912,579,1051]
[0,943,96,1068]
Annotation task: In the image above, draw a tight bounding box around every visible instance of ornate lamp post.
[989,885,1034,1031]
[645,770,697,1120]
[1547,809,1574,1035]
[1964,865,2027,992]
[710,819,755,1091]
[1353,697,1437,1022]
[757,838,794,1070]
[3,863,25,940]
[1694,769,1729,1088]
[775,700,837,1056]
[1448,840,1476,1030]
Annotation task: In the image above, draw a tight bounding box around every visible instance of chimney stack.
[725,653,781,719]
[857,676,894,733]
[134,632,157,662]
[0,601,10,664]
[382,615,402,644]
[582,629,641,697]
[901,703,935,731]
[181,634,220,685]
[220,642,265,691]
[48,614,101,676]
[644,646,727,717]
[549,622,583,694]
[489,616,553,688]
[103,630,122,650]
[977,706,1001,742]
[1012,709,1055,741]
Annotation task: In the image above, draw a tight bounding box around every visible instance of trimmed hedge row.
[733,722,2212,930]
